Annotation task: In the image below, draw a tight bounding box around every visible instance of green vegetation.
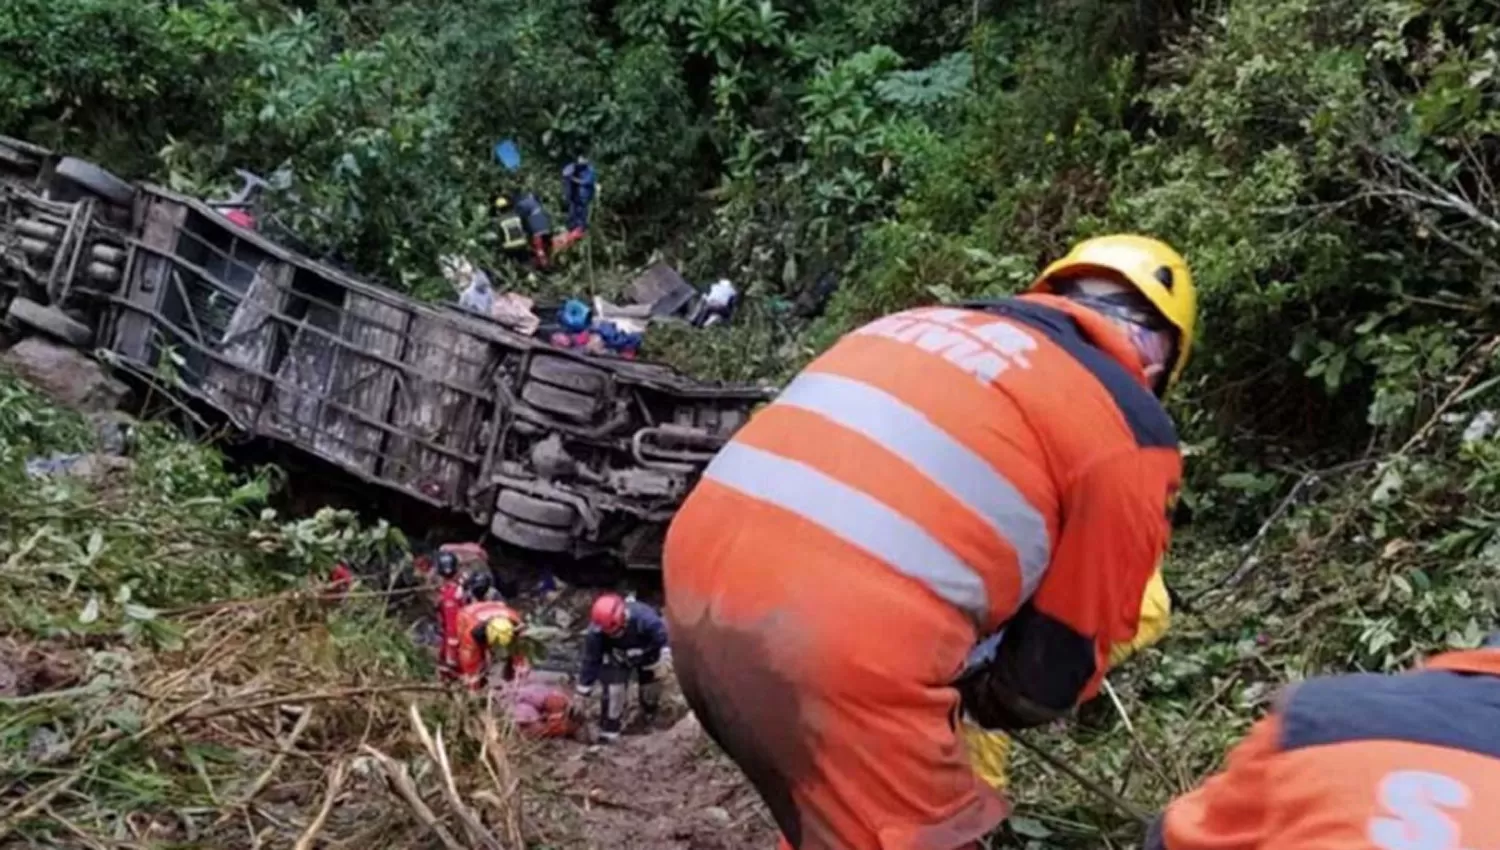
[7,0,1500,846]
[0,375,518,846]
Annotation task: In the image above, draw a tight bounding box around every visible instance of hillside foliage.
[6,0,1500,846]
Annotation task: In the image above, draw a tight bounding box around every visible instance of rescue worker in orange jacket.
[1149,633,1500,850]
[454,599,529,691]
[662,234,1198,850]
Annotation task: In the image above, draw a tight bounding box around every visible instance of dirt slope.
[550,713,777,849]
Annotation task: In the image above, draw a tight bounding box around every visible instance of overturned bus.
[0,137,773,567]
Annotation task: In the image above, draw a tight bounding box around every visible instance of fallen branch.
[238,705,316,807]
[0,692,215,841]
[158,584,425,618]
[565,788,661,816]
[0,680,109,707]
[362,745,466,850]
[189,683,446,720]
[293,759,349,850]
[1008,731,1151,825]
[41,805,114,850]
[408,703,504,850]
[1101,680,1185,793]
[478,710,524,847]
[1312,334,1500,554]
[1187,458,1375,607]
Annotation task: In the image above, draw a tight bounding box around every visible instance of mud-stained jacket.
[579,600,668,688]
[1148,646,1500,850]
[690,293,1181,730]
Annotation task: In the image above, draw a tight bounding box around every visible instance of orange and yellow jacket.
[454,600,528,689]
[698,293,1182,727]
[1150,646,1500,850]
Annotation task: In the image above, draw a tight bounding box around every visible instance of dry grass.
[0,592,555,849]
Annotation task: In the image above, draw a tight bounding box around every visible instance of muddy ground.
[537,713,777,850]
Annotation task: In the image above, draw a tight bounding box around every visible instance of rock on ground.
[25,452,135,482]
[1,336,128,413]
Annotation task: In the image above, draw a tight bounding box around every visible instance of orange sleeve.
[961,448,1177,730]
[1149,715,1282,850]
[1030,446,1178,701]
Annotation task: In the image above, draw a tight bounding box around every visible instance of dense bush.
[6,0,1500,609]
[4,0,1499,599]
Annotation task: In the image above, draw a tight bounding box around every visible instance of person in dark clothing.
[575,593,669,741]
[493,191,554,269]
[463,569,503,604]
[560,155,597,234]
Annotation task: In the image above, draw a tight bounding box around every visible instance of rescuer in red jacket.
[434,552,465,680]
[663,234,1198,850]
[1149,634,1500,850]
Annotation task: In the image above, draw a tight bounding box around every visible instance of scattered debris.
[493,291,541,336]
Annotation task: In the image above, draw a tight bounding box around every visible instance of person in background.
[463,569,504,604]
[492,191,554,269]
[494,192,555,269]
[1147,632,1500,849]
[576,593,669,742]
[435,552,465,680]
[320,559,356,607]
[494,195,530,257]
[515,191,554,269]
[559,154,597,247]
[454,598,530,691]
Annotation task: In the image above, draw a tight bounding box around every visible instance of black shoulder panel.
[963,298,1179,449]
[1279,669,1500,760]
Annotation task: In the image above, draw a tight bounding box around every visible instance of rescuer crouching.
[575,593,669,742]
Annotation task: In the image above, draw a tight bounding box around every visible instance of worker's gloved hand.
[575,683,594,697]
[956,607,1073,731]
[958,672,1066,731]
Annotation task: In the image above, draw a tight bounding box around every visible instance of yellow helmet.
[1030,234,1197,390]
[494,196,511,211]
[485,617,516,648]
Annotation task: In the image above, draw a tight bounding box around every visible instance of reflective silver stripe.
[775,371,1052,600]
[704,442,990,622]
[961,627,1007,677]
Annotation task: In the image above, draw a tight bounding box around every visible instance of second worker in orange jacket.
[1149,635,1500,850]
[663,234,1199,850]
